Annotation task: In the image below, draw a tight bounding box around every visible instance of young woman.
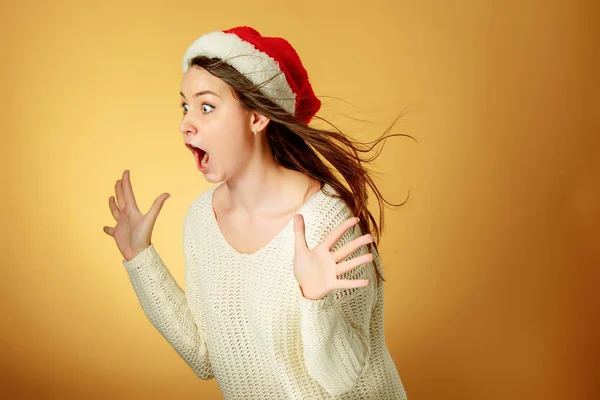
[103,26,409,399]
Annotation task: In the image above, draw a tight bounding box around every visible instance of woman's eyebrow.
[180,90,221,99]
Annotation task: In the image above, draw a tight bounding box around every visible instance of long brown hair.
[187,56,417,287]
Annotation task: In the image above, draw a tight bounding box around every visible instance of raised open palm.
[103,170,171,262]
[293,215,374,301]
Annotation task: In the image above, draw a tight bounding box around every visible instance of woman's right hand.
[103,170,171,262]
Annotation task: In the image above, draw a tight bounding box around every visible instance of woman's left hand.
[293,214,375,301]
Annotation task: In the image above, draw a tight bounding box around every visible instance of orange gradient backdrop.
[1,0,598,399]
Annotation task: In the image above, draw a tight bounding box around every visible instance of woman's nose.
[179,112,198,136]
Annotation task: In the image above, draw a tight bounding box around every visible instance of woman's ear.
[250,112,270,134]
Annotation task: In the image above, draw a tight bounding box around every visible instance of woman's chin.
[202,175,217,183]
[201,172,222,184]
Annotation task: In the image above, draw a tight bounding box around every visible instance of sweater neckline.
[207,182,330,258]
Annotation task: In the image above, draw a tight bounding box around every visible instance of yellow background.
[1,0,598,399]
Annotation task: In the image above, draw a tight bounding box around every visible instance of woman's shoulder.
[301,182,356,247]
[184,184,220,225]
[307,182,354,220]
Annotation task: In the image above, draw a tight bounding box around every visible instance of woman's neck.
[219,154,312,218]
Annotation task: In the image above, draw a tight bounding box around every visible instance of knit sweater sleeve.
[121,207,213,379]
[298,201,379,396]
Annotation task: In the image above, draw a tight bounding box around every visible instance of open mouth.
[186,144,210,171]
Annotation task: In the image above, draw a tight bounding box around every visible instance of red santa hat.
[182,26,321,124]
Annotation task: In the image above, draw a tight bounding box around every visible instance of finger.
[323,217,360,250]
[334,278,370,290]
[293,214,308,253]
[336,253,374,277]
[115,179,126,209]
[103,226,114,236]
[109,196,120,221]
[122,170,140,211]
[146,193,171,227]
[332,233,374,263]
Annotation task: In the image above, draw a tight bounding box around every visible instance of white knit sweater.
[122,182,407,399]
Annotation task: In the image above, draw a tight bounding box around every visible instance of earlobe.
[250,112,270,134]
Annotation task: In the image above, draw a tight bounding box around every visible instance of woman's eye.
[180,102,214,115]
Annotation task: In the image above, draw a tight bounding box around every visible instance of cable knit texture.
[122,182,407,399]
